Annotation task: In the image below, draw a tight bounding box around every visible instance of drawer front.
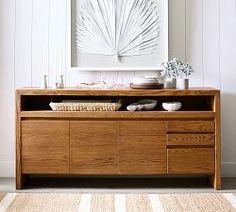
[21,121,70,174]
[167,148,214,174]
[167,134,214,146]
[119,121,166,136]
[168,121,214,133]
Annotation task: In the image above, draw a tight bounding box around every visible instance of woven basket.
[49,100,122,111]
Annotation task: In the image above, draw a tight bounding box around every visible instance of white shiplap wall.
[0,0,236,177]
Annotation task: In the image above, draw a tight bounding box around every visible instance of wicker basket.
[49,100,122,111]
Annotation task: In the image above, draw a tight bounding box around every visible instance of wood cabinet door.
[21,121,69,174]
[70,121,118,174]
[119,121,167,174]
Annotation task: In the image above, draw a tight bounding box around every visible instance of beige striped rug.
[1,193,236,212]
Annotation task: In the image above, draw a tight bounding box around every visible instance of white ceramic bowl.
[143,100,157,110]
[131,76,159,84]
[162,102,182,111]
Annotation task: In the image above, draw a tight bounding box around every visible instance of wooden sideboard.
[16,88,221,189]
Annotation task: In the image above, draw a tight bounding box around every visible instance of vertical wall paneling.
[49,0,67,87]
[117,72,135,87]
[186,0,204,87]
[202,0,221,88]
[168,0,186,61]
[14,0,33,88]
[66,70,101,86]
[64,0,69,87]
[31,0,50,86]
[219,0,236,176]
[0,0,16,176]
[100,72,118,87]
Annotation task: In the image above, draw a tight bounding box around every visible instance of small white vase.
[41,74,48,89]
[177,78,189,89]
[164,78,177,89]
[58,75,64,89]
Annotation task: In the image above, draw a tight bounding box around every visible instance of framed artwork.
[68,0,168,71]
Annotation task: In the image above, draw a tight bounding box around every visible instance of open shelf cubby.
[20,93,214,112]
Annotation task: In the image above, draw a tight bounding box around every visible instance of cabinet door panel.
[167,148,214,174]
[70,121,118,174]
[22,121,69,173]
[119,135,166,174]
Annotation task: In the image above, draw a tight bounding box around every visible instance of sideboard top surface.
[16,87,220,96]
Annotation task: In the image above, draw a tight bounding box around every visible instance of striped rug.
[1,193,236,212]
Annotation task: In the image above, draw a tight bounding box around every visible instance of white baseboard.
[0,161,15,177]
[222,162,236,177]
[0,161,236,178]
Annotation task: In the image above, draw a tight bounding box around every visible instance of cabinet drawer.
[168,121,214,133]
[167,134,214,146]
[167,148,214,174]
[119,121,166,136]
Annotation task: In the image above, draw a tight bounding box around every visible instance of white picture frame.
[66,0,168,71]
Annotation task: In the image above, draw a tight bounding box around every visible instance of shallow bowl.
[162,102,182,111]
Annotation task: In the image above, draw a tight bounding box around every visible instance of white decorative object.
[52,82,59,89]
[76,81,106,89]
[162,102,182,112]
[76,0,159,60]
[164,78,176,89]
[58,75,65,89]
[131,76,160,85]
[161,58,193,89]
[69,0,168,71]
[177,78,189,89]
[127,99,157,111]
[41,74,48,89]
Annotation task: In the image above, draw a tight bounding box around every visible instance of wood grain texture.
[119,135,166,174]
[16,91,22,189]
[213,92,221,189]
[167,134,214,146]
[15,88,221,189]
[167,148,214,174]
[16,88,220,96]
[70,121,118,174]
[21,121,69,173]
[20,111,216,119]
[119,121,166,136]
[168,121,215,133]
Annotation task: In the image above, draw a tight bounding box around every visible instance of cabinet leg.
[208,174,221,190]
[16,174,28,189]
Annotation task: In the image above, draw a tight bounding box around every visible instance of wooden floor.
[1,177,236,193]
